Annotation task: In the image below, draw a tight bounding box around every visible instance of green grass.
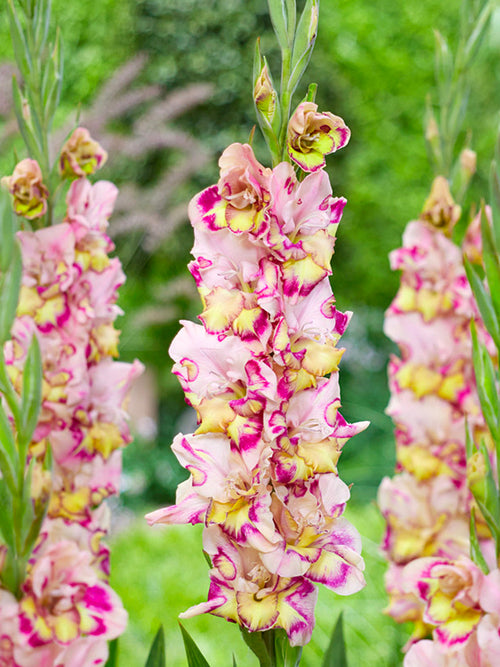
[110,503,410,666]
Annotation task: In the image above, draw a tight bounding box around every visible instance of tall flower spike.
[0,167,142,662]
[147,0,368,660]
[378,182,496,649]
[148,133,368,649]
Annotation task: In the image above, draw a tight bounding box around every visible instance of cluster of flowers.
[0,129,142,666]
[378,176,499,664]
[147,103,368,646]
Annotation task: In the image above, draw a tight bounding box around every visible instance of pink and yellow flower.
[59,128,108,179]
[286,102,350,172]
[2,159,49,220]
[19,541,126,649]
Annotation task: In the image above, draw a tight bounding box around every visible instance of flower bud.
[420,175,461,235]
[59,127,108,179]
[425,114,439,144]
[287,101,350,172]
[1,159,48,220]
[254,63,277,123]
[467,450,487,505]
[460,148,477,178]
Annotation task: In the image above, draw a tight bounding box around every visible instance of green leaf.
[475,439,500,542]
[464,0,494,64]
[465,418,474,460]
[240,628,273,667]
[105,638,119,667]
[285,0,297,45]
[25,86,45,156]
[179,623,211,667]
[232,656,238,667]
[7,0,32,82]
[22,494,48,558]
[274,629,302,667]
[20,456,36,546]
[253,37,264,89]
[465,257,500,350]
[0,192,16,273]
[322,612,348,667]
[145,626,166,667]
[288,0,319,95]
[268,0,291,51]
[19,334,43,452]
[0,400,18,494]
[480,203,500,321]
[489,159,500,245]
[0,479,15,551]
[0,241,22,344]
[45,30,64,128]
[470,508,490,573]
[11,76,43,164]
[470,320,500,440]
[434,30,453,93]
[34,0,51,53]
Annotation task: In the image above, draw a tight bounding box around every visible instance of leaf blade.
[145,626,166,667]
[322,612,349,667]
[179,622,212,667]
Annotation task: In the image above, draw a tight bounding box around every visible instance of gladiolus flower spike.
[149,113,366,656]
[147,0,368,659]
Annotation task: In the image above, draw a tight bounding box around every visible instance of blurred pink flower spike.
[19,541,127,648]
[287,102,350,173]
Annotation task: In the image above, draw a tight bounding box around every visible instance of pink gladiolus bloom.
[18,541,127,648]
[179,526,318,647]
[287,102,350,172]
[59,128,108,180]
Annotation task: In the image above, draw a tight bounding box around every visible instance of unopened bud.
[420,175,461,235]
[22,97,31,122]
[254,64,277,122]
[467,451,487,504]
[1,159,48,220]
[460,149,477,178]
[425,115,439,143]
[308,3,319,42]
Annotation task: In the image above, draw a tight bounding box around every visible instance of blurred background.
[1,1,500,664]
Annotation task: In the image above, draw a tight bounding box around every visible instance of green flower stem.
[278,47,293,163]
[242,629,303,667]
[0,348,33,596]
[0,357,21,428]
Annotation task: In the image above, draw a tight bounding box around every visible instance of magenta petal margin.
[147,140,368,645]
